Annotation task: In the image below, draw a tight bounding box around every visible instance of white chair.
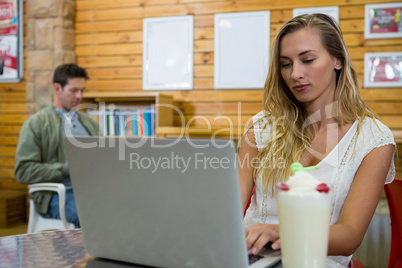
[27,183,75,233]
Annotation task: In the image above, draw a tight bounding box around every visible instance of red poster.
[365,52,402,88]
[0,0,17,35]
[369,57,401,82]
[369,6,402,34]
[0,35,17,78]
[0,0,19,81]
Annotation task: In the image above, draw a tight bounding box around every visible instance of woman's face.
[279,27,342,108]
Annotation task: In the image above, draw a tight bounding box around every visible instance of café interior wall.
[0,0,401,209]
[0,1,399,266]
[75,0,402,174]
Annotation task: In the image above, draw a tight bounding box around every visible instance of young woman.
[238,13,396,267]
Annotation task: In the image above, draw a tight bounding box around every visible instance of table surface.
[0,229,283,268]
[0,229,347,268]
[7,229,360,267]
[0,229,157,268]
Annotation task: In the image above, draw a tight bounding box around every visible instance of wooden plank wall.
[75,0,402,128]
[75,0,402,177]
[1,0,402,192]
[0,0,27,191]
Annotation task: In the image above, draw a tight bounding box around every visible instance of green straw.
[290,162,319,174]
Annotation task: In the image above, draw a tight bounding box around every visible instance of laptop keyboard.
[248,254,263,265]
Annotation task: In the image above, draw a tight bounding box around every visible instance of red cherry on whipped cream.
[316,183,330,193]
[279,182,290,191]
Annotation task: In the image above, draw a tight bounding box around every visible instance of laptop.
[64,137,281,268]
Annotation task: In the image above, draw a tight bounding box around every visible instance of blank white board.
[214,11,270,89]
[143,16,193,90]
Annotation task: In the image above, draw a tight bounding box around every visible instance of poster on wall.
[365,3,402,39]
[0,35,17,79]
[214,11,270,89]
[143,15,193,90]
[293,6,339,23]
[364,52,402,88]
[0,0,22,82]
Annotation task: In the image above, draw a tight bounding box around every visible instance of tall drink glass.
[276,166,332,268]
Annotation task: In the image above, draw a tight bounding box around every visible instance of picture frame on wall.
[214,11,270,90]
[293,6,339,23]
[365,3,402,39]
[0,0,23,83]
[364,52,402,88]
[143,15,193,90]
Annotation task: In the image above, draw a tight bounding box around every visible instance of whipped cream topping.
[278,172,331,208]
[284,171,329,194]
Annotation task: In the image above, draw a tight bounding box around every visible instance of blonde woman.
[238,13,395,267]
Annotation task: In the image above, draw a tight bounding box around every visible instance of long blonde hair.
[255,14,377,193]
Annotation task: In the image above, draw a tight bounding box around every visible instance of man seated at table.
[15,63,100,227]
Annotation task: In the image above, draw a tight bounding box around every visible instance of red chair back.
[385,178,402,268]
[244,187,255,216]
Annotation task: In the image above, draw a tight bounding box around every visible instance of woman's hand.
[245,224,281,255]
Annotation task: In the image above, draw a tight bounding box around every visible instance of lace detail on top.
[252,111,271,223]
[330,131,357,221]
[260,190,268,223]
[252,111,270,152]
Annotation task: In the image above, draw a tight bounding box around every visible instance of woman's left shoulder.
[359,117,395,144]
[361,117,392,133]
[358,118,396,184]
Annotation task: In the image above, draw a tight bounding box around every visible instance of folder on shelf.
[114,110,120,136]
[132,109,139,137]
[125,110,133,136]
[143,108,155,137]
[98,110,106,136]
[118,110,126,136]
[107,110,115,136]
[138,109,144,137]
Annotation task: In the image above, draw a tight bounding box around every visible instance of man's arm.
[14,119,68,184]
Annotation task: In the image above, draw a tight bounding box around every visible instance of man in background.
[15,63,100,227]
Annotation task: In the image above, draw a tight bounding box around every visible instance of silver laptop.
[64,137,281,268]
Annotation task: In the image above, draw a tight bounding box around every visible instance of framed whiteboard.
[214,11,270,89]
[143,15,193,90]
[293,6,339,23]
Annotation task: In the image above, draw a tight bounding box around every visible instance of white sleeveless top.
[244,110,396,267]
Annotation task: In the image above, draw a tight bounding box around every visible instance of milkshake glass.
[277,163,332,268]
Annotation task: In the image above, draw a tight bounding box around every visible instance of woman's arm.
[328,144,394,256]
[238,124,281,254]
[238,125,258,212]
